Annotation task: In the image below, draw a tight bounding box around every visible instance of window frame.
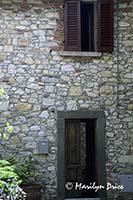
[64,0,114,53]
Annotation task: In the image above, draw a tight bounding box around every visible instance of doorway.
[57,111,106,200]
[65,119,96,198]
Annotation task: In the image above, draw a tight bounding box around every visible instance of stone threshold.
[59,51,102,57]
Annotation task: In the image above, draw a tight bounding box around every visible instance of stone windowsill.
[59,51,102,57]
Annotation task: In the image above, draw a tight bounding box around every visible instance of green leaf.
[0,160,11,167]
[3,133,9,140]
[0,87,5,97]
[6,122,13,133]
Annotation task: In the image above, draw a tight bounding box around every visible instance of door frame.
[57,111,106,200]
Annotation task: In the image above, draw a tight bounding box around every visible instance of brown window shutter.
[97,0,114,52]
[64,0,81,51]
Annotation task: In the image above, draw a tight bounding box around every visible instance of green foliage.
[0,160,20,184]
[0,86,13,142]
[0,160,19,183]
[0,160,10,166]
[0,122,13,142]
[6,122,13,133]
[0,160,26,200]
[0,87,5,97]
[8,156,39,185]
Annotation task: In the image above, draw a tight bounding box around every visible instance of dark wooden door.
[65,120,81,198]
[65,119,97,198]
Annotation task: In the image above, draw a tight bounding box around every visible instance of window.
[64,0,114,52]
[81,2,95,51]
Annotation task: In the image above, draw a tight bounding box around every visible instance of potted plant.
[0,159,26,200]
[8,156,42,200]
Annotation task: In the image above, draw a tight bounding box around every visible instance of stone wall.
[0,0,132,200]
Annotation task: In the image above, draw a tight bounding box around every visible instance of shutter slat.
[97,0,114,52]
[64,0,81,51]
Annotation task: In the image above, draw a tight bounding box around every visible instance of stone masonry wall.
[0,0,132,200]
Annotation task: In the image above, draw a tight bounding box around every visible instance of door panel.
[65,120,81,197]
[67,123,79,164]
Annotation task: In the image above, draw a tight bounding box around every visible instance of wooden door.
[65,119,97,198]
[65,120,81,198]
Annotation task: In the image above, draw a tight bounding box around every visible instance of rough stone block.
[66,100,77,110]
[69,86,82,96]
[18,38,29,47]
[128,104,133,110]
[10,136,20,144]
[14,103,32,111]
[101,71,112,78]
[39,111,49,118]
[124,73,133,79]
[4,45,13,52]
[100,86,113,96]
[118,155,133,164]
[0,101,9,111]
[25,57,34,64]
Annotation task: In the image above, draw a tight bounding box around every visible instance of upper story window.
[64,0,114,52]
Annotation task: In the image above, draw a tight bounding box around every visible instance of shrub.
[0,160,26,200]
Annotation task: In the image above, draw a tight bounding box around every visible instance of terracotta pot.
[22,185,42,200]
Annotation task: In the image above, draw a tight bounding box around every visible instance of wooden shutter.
[64,0,81,51]
[97,0,114,52]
